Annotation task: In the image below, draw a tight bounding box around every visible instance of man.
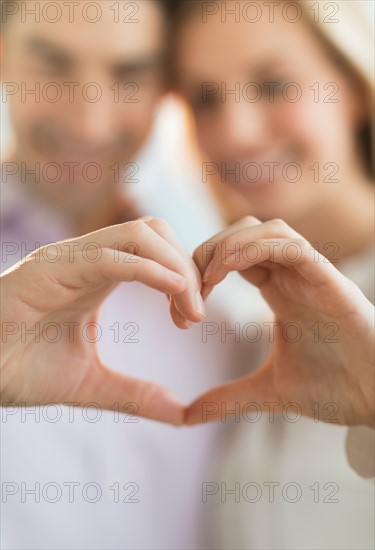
[3,3,373,549]
[0,2,238,548]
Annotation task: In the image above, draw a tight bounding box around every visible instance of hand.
[187,217,374,427]
[1,217,205,425]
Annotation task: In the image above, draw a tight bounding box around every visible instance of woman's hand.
[1,217,205,425]
[186,216,374,427]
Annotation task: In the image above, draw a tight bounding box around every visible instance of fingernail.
[182,318,193,329]
[194,291,206,317]
[201,285,213,301]
[203,260,214,283]
[223,254,236,266]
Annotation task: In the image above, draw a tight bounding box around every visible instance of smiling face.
[174,1,368,223]
[2,1,167,214]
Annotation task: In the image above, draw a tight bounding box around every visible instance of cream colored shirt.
[208,243,374,550]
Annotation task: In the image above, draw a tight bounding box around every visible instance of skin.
[1,1,374,427]
[1,217,206,425]
[2,215,373,428]
[187,216,374,427]
[1,1,207,423]
[1,0,167,234]
[174,1,374,261]
[171,1,375,426]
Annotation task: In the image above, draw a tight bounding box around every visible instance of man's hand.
[1,218,205,425]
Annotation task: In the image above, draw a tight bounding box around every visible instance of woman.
[167,0,374,548]
[1,1,373,548]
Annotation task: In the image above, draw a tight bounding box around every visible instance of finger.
[44,248,188,298]
[168,296,193,330]
[194,217,262,303]
[186,365,279,425]
[75,364,186,426]
[142,217,199,271]
[201,283,214,301]
[193,216,262,276]
[58,219,194,282]
[204,235,350,299]
[238,264,271,287]
[7,249,186,315]
[79,219,205,323]
[141,217,206,323]
[202,218,300,283]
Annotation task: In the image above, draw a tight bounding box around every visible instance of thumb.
[185,363,280,425]
[74,363,186,426]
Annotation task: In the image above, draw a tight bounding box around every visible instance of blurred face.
[2,1,166,213]
[175,1,366,222]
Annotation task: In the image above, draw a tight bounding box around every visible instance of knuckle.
[294,237,309,252]
[136,216,154,224]
[242,215,260,225]
[289,238,310,263]
[295,237,308,248]
[267,218,290,235]
[270,218,288,229]
[100,247,113,261]
[148,217,171,232]
[121,219,142,233]
[123,219,150,240]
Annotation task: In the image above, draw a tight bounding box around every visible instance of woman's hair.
[163,0,374,179]
[301,0,374,179]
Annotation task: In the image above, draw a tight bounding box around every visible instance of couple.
[1,1,374,549]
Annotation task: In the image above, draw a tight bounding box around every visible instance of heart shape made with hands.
[1,216,371,428]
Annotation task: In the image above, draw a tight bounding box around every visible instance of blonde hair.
[301,0,374,177]
[169,0,374,179]
[305,1,374,90]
